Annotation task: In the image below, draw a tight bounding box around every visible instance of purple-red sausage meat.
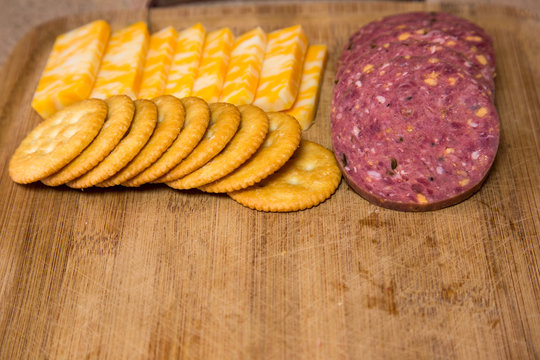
[331,12,499,211]
[339,12,495,90]
[336,39,494,98]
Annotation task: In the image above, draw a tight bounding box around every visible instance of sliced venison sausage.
[331,12,499,211]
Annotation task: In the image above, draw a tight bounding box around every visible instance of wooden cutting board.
[0,2,538,358]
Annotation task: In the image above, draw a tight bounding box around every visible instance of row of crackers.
[32,20,327,130]
[10,96,341,212]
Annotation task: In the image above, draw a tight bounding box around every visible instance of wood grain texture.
[0,2,539,358]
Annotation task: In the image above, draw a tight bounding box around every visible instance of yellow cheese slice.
[31,20,110,119]
[285,45,327,130]
[137,26,177,99]
[192,27,234,103]
[164,23,206,98]
[252,25,308,112]
[219,27,267,105]
[90,21,149,99]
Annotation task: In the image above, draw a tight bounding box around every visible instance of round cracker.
[67,99,157,189]
[200,112,301,193]
[168,104,268,190]
[98,95,184,187]
[9,99,107,184]
[123,97,208,186]
[42,95,135,186]
[228,140,342,212]
[156,102,240,183]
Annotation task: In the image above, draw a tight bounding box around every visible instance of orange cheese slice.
[219,27,267,105]
[137,26,177,99]
[285,45,327,130]
[192,27,234,103]
[90,21,149,99]
[252,25,308,112]
[164,23,206,98]
[31,20,110,119]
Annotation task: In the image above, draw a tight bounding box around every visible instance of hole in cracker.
[26,145,39,154]
[303,162,316,171]
[205,129,215,139]
[52,117,63,126]
[62,127,78,139]
[287,177,299,185]
[31,128,44,140]
[42,143,56,154]
[69,113,84,124]
[48,127,61,139]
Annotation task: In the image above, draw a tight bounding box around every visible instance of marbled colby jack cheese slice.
[286,45,327,130]
[253,25,308,112]
[192,27,234,103]
[91,21,149,99]
[32,20,110,118]
[164,23,206,98]
[137,26,177,99]
[219,27,267,105]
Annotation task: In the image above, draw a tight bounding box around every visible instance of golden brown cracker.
[42,95,135,186]
[99,95,184,186]
[156,102,240,183]
[228,140,342,212]
[68,99,157,189]
[168,104,268,189]
[9,99,107,184]
[123,96,208,186]
[200,111,301,193]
